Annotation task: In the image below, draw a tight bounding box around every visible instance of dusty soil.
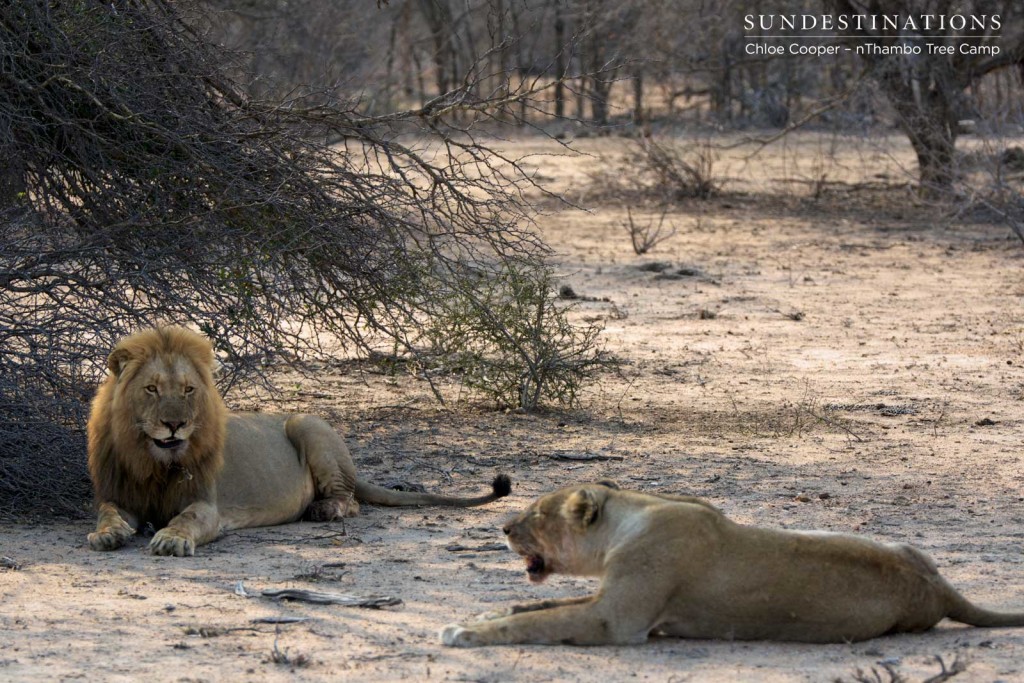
[3,133,1024,682]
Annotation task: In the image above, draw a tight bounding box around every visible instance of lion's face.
[127,354,205,462]
[100,327,225,468]
[502,483,615,583]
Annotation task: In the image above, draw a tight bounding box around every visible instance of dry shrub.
[633,136,721,201]
[416,262,616,411]
[957,144,1024,244]
[621,207,677,255]
[586,136,722,204]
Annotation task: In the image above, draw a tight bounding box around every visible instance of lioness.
[441,482,1024,646]
[87,326,510,557]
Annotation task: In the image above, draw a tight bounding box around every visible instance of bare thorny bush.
[633,136,721,201]
[0,0,611,518]
[586,135,722,206]
[621,207,677,255]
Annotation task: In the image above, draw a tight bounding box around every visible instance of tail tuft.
[492,474,512,498]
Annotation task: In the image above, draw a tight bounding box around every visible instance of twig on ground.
[269,635,311,668]
[923,654,968,683]
[806,408,866,443]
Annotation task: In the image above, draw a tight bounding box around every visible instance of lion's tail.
[946,589,1024,628]
[354,473,511,508]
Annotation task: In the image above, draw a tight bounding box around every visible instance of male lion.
[87,326,510,557]
[441,482,1024,646]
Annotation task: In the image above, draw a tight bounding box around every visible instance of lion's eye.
[145,385,158,395]
[183,386,195,395]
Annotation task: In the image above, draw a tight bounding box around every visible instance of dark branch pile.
[0,0,606,519]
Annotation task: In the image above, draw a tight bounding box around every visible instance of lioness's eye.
[145,385,158,394]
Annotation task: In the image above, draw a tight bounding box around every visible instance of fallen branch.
[183,625,262,637]
[545,451,625,462]
[251,616,311,625]
[262,589,401,608]
[446,543,507,553]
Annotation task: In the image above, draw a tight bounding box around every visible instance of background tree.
[829,0,1024,194]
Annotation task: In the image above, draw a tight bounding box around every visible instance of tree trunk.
[553,1,565,119]
[910,125,957,194]
[591,77,611,125]
[632,69,644,126]
[875,62,958,196]
[418,0,452,96]
[588,31,612,125]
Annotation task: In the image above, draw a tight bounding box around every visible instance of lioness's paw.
[474,606,514,622]
[149,528,195,557]
[441,624,484,647]
[87,523,134,551]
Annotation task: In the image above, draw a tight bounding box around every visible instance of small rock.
[636,261,673,273]
[558,284,578,300]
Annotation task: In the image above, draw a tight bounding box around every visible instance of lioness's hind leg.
[285,414,359,518]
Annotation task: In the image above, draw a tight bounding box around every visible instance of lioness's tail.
[355,474,511,508]
[946,590,1024,628]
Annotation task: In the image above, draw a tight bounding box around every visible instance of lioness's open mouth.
[152,437,185,450]
[526,554,547,582]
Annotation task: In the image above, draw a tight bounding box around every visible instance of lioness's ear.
[107,347,133,377]
[595,479,620,490]
[563,488,602,530]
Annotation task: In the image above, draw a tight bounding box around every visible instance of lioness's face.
[502,485,609,583]
[128,355,204,463]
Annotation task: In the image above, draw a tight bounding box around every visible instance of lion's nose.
[162,420,185,435]
[502,523,512,535]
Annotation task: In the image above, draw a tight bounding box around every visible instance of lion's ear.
[563,488,602,530]
[595,479,620,490]
[107,347,133,377]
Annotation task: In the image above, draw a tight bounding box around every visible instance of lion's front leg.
[88,501,138,551]
[441,598,651,647]
[150,501,220,557]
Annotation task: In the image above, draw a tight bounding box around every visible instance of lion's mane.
[86,327,227,526]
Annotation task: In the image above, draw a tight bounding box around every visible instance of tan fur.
[441,483,1024,647]
[87,326,510,557]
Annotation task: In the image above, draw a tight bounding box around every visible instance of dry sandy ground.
[4,133,1024,682]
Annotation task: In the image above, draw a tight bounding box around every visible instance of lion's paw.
[306,497,356,522]
[149,528,195,557]
[440,624,479,647]
[87,522,135,551]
